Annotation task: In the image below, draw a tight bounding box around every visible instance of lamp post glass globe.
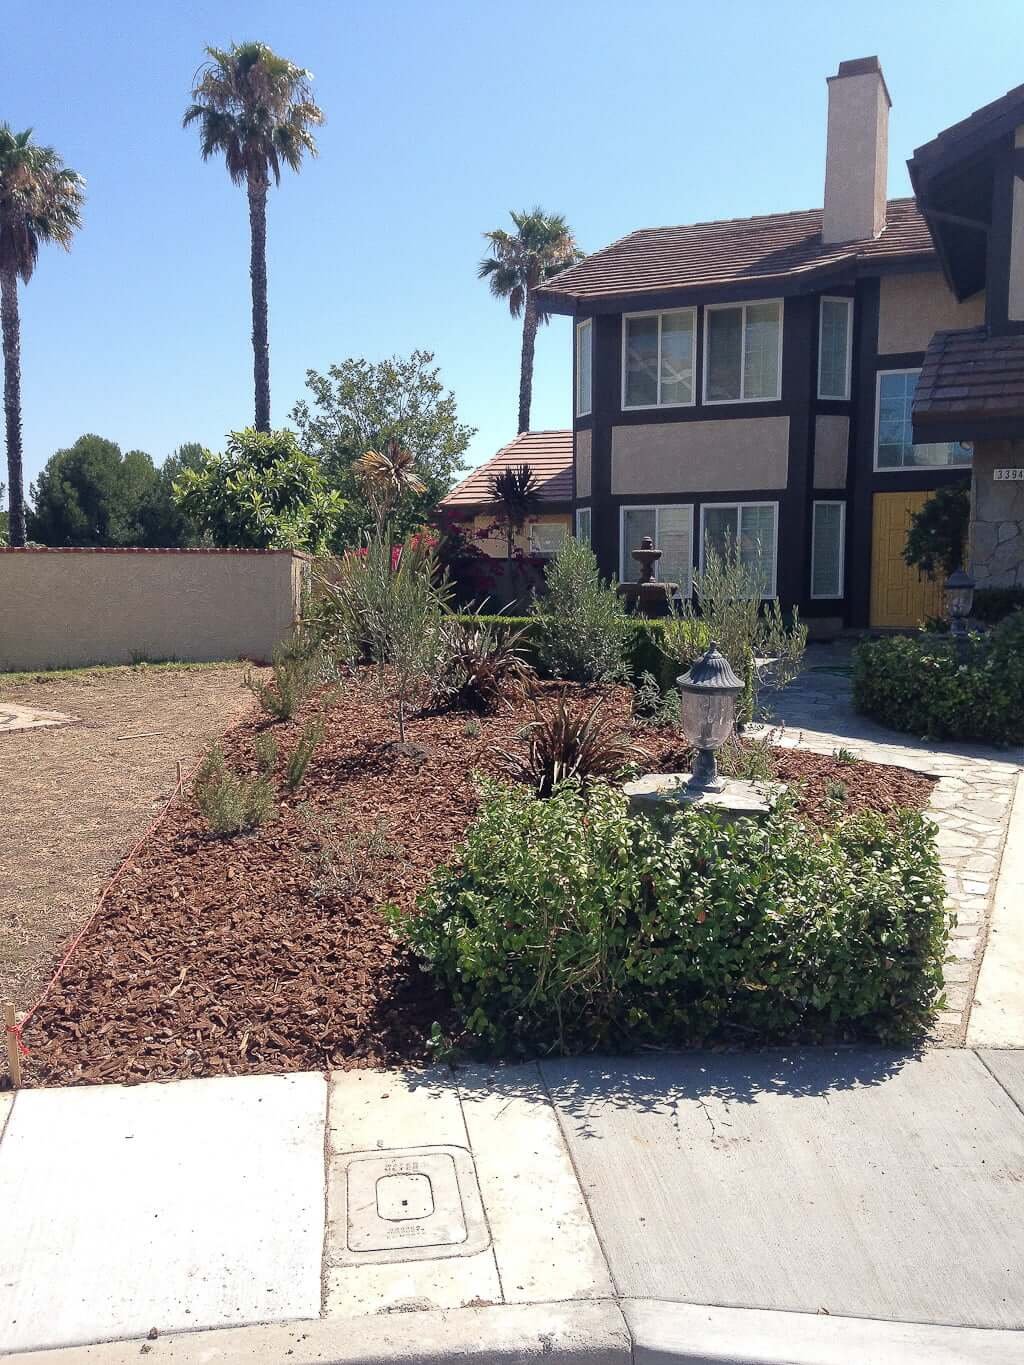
[677,643,744,793]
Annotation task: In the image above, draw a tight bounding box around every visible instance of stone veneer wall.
[970,440,1024,588]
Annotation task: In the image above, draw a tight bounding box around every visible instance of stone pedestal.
[623,772,781,824]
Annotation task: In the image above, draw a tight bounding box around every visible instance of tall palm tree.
[184,42,324,432]
[0,126,84,546]
[488,462,542,560]
[478,208,582,434]
[355,438,427,531]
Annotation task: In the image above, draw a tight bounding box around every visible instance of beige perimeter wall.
[0,549,306,671]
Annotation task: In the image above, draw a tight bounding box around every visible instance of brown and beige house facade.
[536,57,1001,631]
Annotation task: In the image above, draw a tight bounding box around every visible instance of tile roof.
[913,326,1024,430]
[441,430,573,508]
[536,198,934,307]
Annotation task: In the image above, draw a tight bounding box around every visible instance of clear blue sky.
[5,0,1024,498]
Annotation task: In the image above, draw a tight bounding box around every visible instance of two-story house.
[535,57,987,632]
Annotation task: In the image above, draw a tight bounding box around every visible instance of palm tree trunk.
[247,172,271,432]
[517,289,538,434]
[1,268,26,547]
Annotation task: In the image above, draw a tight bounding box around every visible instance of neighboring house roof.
[913,326,1024,441]
[440,430,573,509]
[535,198,934,312]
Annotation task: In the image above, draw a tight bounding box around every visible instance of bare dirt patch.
[18,682,936,1089]
[1,665,257,1014]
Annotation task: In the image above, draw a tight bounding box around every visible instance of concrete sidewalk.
[2,1051,1024,1362]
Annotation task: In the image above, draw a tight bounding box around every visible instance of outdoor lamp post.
[945,568,975,639]
[677,643,744,793]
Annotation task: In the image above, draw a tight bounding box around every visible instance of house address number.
[994,468,1024,481]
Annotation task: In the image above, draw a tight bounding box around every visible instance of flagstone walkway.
[765,645,1024,1044]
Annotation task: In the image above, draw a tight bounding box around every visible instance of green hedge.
[391,782,949,1052]
[973,587,1024,624]
[852,611,1024,745]
[459,614,677,688]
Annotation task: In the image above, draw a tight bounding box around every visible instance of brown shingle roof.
[913,326,1024,434]
[536,198,933,308]
[441,430,573,508]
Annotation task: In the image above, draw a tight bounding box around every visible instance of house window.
[700,502,778,597]
[811,501,846,598]
[704,300,783,403]
[875,370,972,469]
[530,522,566,558]
[620,504,694,596]
[622,309,697,408]
[818,297,853,400]
[575,507,592,545]
[576,319,593,416]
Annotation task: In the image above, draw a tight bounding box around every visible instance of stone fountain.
[616,535,677,617]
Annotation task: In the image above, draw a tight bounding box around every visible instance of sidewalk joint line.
[974,1049,1024,1124]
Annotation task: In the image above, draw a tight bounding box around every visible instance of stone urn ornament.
[616,535,678,616]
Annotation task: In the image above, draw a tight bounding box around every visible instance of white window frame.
[529,521,566,558]
[702,299,784,405]
[576,318,593,417]
[575,506,592,543]
[621,307,698,411]
[698,500,779,598]
[618,503,694,596]
[873,368,973,472]
[817,296,853,401]
[810,500,846,599]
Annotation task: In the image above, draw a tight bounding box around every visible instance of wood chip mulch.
[18,682,936,1089]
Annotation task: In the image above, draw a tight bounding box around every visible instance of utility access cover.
[337,1145,490,1265]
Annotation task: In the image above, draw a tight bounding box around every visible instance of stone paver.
[0,703,73,733]
[766,646,1023,1044]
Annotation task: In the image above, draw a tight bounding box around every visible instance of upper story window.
[875,369,972,470]
[818,297,853,400]
[576,319,593,416]
[622,308,696,409]
[704,300,783,403]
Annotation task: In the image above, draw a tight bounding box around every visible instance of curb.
[9,1299,1024,1365]
[967,768,1024,1048]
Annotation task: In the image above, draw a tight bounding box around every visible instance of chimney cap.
[828,56,891,108]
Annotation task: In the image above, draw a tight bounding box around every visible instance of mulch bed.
[19,682,936,1089]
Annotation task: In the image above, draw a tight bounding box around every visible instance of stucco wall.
[814,415,850,488]
[575,428,592,498]
[969,441,1024,588]
[1009,127,1024,321]
[877,273,985,354]
[611,417,789,494]
[467,511,570,558]
[0,549,306,671]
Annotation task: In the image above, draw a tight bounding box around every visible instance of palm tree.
[488,462,542,561]
[355,438,427,531]
[0,126,84,546]
[184,42,324,432]
[478,208,582,434]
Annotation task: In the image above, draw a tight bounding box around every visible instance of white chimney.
[822,56,891,244]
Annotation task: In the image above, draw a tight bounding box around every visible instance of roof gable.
[441,430,573,508]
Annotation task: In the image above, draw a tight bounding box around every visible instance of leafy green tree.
[1,125,85,545]
[904,482,970,578]
[28,435,159,546]
[184,42,324,432]
[173,426,344,553]
[478,208,582,433]
[137,442,209,546]
[290,350,474,546]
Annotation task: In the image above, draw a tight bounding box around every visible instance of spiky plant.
[0,126,85,545]
[355,437,427,532]
[184,42,324,431]
[434,617,534,713]
[501,696,645,798]
[488,462,542,561]
[478,208,582,433]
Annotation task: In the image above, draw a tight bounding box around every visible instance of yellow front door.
[870,491,947,629]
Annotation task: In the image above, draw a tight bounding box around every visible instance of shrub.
[193,747,274,835]
[530,537,630,683]
[903,482,970,579]
[392,782,948,1053]
[500,698,644,797]
[253,732,279,773]
[246,635,320,721]
[973,586,1024,624]
[285,718,325,791]
[852,616,1024,745]
[433,617,534,713]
